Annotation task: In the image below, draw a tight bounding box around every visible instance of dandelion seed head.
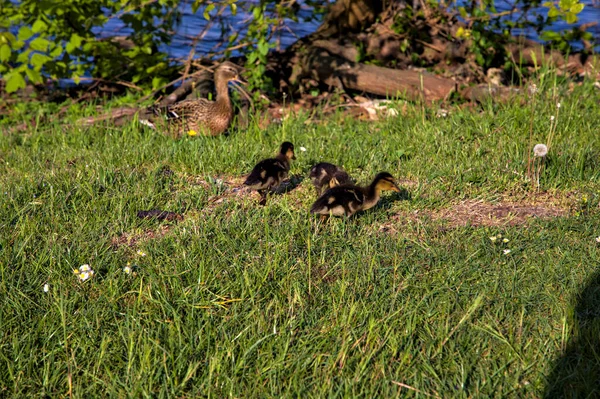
[550,115,555,121]
[528,84,538,96]
[533,144,548,157]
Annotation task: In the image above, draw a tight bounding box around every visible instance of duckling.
[140,61,244,137]
[244,142,296,205]
[309,162,352,195]
[310,172,400,220]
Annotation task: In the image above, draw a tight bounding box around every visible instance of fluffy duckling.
[309,162,352,195]
[141,61,244,136]
[244,142,296,205]
[310,172,400,220]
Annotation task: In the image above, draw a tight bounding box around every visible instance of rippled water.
[98,0,599,59]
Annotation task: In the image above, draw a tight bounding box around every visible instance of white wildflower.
[299,146,307,152]
[74,264,95,282]
[503,249,511,255]
[550,115,555,121]
[123,264,132,275]
[43,283,49,293]
[533,144,548,157]
[502,238,509,243]
[489,236,497,242]
[595,236,600,243]
[557,102,561,108]
[136,250,147,257]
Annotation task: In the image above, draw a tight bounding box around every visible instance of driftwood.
[290,42,456,102]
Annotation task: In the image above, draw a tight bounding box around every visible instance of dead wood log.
[298,46,455,101]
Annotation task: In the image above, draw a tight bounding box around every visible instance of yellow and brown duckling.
[141,61,244,137]
[309,162,352,195]
[310,172,400,220]
[244,142,296,205]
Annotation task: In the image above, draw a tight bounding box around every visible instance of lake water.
[98,0,600,60]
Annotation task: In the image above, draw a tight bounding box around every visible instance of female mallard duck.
[141,61,243,136]
[244,142,296,205]
[310,172,400,220]
[309,162,352,195]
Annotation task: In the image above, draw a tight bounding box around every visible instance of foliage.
[453,0,587,67]
[0,0,180,93]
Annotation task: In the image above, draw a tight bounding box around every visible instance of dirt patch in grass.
[383,191,573,233]
[111,225,174,248]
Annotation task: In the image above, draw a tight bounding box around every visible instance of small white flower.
[533,144,548,157]
[489,236,497,242]
[74,264,95,281]
[123,265,132,274]
[503,249,511,255]
[595,236,600,243]
[43,283,49,293]
[550,115,555,121]
[299,146,307,152]
[79,272,91,281]
[136,250,147,257]
[79,264,91,272]
[502,238,509,243]
[557,102,561,108]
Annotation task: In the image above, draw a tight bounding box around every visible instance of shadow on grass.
[544,270,600,398]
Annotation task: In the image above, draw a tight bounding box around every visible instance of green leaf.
[25,68,43,84]
[565,11,578,23]
[569,3,584,13]
[5,71,26,93]
[17,49,31,63]
[152,76,165,89]
[32,19,48,33]
[540,31,561,41]
[49,44,63,58]
[66,33,83,53]
[230,2,237,15]
[559,0,574,10]
[203,3,215,20]
[257,40,269,56]
[0,44,11,62]
[542,1,554,7]
[29,37,50,52]
[547,6,559,18]
[30,53,51,69]
[17,26,33,41]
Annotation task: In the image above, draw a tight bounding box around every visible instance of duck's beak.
[233,75,247,86]
[392,183,401,192]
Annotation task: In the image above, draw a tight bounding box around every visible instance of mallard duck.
[310,172,400,220]
[141,61,243,136]
[244,142,296,205]
[309,162,352,195]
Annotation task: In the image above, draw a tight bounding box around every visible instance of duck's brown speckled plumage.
[310,172,400,219]
[244,142,296,205]
[309,162,352,195]
[142,61,242,136]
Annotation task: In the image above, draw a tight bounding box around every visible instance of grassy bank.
[1,78,600,397]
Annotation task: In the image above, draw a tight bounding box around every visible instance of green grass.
[1,78,600,397]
